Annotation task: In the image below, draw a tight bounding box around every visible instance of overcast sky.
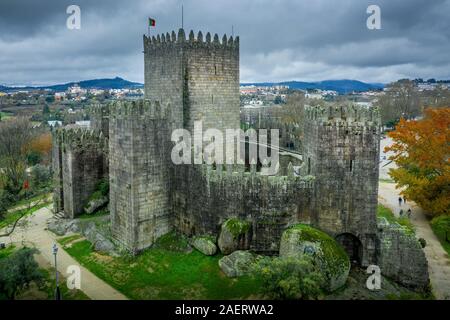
[1,0,449,86]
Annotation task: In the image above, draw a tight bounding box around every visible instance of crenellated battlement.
[201,164,315,188]
[144,28,239,51]
[88,103,109,118]
[55,127,108,152]
[305,104,380,127]
[108,99,171,120]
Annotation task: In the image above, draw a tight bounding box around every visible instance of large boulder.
[84,196,108,215]
[47,219,67,236]
[83,221,115,253]
[47,219,80,236]
[219,250,256,277]
[279,224,350,292]
[218,218,252,255]
[192,237,217,256]
[377,218,429,291]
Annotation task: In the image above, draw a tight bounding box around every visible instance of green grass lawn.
[431,215,450,256]
[377,204,415,234]
[0,111,14,120]
[0,245,16,259]
[34,268,90,300]
[61,232,263,300]
[7,193,51,211]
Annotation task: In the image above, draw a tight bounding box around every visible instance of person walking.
[403,196,407,204]
[407,208,412,219]
[398,197,403,206]
[399,209,404,217]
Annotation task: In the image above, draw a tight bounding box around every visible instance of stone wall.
[302,105,381,266]
[144,29,240,133]
[51,131,64,212]
[89,103,110,138]
[108,100,173,253]
[377,218,429,290]
[54,128,108,218]
[144,31,184,129]
[171,164,314,253]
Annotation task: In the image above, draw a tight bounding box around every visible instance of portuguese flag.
[148,18,156,27]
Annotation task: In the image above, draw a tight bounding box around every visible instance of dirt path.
[378,182,450,300]
[0,205,128,300]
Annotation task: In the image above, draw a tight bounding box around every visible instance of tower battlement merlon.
[88,103,110,117]
[108,99,170,120]
[144,28,239,51]
[304,104,381,126]
[55,127,108,151]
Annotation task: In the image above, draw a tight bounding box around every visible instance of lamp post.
[53,243,61,300]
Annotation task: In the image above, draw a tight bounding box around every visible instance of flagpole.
[182,5,184,29]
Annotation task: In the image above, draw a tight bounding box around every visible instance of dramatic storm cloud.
[0,0,449,85]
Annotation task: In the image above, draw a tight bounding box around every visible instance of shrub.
[30,164,52,191]
[0,248,43,300]
[254,256,325,300]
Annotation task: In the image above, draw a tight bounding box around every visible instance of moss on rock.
[223,218,251,239]
[218,218,252,255]
[279,224,350,292]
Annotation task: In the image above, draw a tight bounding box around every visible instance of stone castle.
[52,29,391,269]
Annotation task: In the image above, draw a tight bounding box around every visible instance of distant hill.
[1,78,384,94]
[241,80,385,94]
[0,77,143,92]
[44,77,143,91]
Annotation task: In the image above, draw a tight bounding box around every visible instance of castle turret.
[143,29,240,133]
[89,103,110,138]
[302,104,381,266]
[52,128,108,218]
[108,100,173,253]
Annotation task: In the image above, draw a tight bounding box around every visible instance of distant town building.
[68,84,87,95]
[75,120,91,128]
[55,92,66,101]
[47,120,62,127]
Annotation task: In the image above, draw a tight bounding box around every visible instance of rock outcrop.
[218,250,256,277]
[279,224,351,292]
[192,237,217,256]
[218,218,252,255]
[376,218,429,291]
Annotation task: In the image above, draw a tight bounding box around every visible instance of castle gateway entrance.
[335,233,363,265]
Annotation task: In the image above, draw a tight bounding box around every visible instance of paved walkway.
[0,205,128,300]
[378,182,450,300]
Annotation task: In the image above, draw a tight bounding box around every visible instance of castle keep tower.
[52,128,108,219]
[143,29,240,133]
[109,100,173,253]
[302,105,381,266]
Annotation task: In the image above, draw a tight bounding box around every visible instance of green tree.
[254,256,325,300]
[377,79,420,125]
[0,117,34,196]
[42,104,50,115]
[0,248,43,300]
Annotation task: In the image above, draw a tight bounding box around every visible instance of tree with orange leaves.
[29,132,52,164]
[385,108,450,217]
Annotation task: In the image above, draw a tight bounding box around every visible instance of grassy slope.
[431,215,450,256]
[61,233,263,300]
[377,204,415,234]
[0,202,50,230]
